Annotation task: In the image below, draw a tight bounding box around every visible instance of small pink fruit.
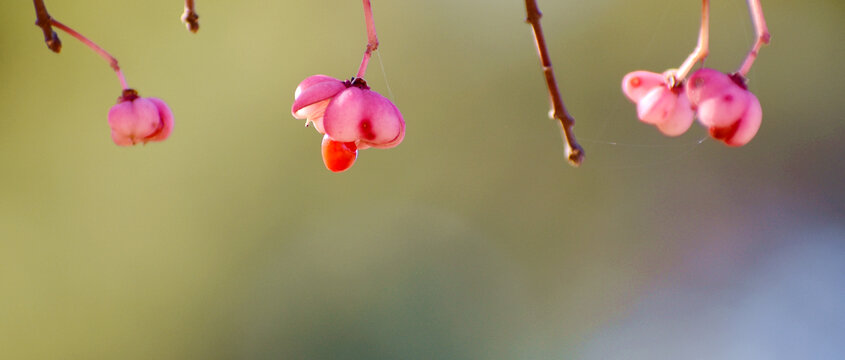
[622,70,666,103]
[107,89,173,146]
[686,68,751,128]
[686,68,762,146]
[622,70,694,137]
[292,75,347,133]
[323,83,404,148]
[643,88,695,137]
[292,75,405,172]
[685,68,738,105]
[708,92,762,147]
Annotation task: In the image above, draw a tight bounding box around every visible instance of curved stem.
[32,0,61,52]
[524,0,584,167]
[674,0,710,84]
[50,19,129,90]
[736,0,770,76]
[356,0,379,79]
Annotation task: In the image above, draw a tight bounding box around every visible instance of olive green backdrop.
[1,1,844,359]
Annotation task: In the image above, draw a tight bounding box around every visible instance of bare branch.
[524,0,584,167]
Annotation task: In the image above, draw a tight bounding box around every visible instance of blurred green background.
[2,1,844,359]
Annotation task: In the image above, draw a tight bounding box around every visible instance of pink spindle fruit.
[107,89,173,146]
[708,92,762,147]
[622,71,666,103]
[291,75,347,134]
[292,75,405,171]
[622,70,694,137]
[686,68,750,127]
[686,68,761,146]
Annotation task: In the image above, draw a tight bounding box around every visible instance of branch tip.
[566,146,584,167]
[33,0,61,53]
[182,0,200,34]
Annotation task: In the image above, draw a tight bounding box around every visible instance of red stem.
[524,0,584,167]
[356,0,379,79]
[673,0,710,85]
[50,19,129,90]
[736,0,770,76]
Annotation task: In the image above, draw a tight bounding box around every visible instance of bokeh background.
[1,0,844,359]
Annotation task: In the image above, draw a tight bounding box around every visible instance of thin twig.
[736,0,770,76]
[524,0,583,167]
[182,0,200,33]
[33,0,61,52]
[50,19,128,89]
[356,0,379,79]
[673,0,710,85]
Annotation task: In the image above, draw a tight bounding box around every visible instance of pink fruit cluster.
[107,89,173,146]
[292,75,405,172]
[622,68,762,146]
